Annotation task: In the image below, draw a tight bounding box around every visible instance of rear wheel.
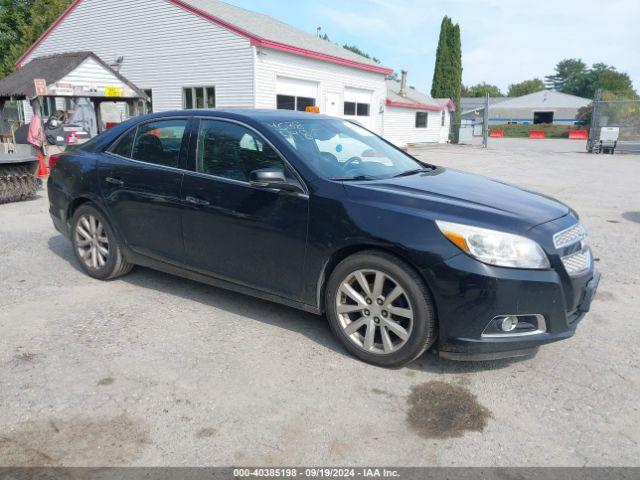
[71,204,133,280]
[325,251,436,368]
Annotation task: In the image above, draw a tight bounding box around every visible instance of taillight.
[48,153,63,170]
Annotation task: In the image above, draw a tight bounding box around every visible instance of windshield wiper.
[393,168,433,178]
[331,175,379,182]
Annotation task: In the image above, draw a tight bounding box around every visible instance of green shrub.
[490,123,581,139]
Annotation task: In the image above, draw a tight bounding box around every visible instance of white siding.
[255,49,386,134]
[57,58,135,96]
[383,107,450,146]
[21,0,254,112]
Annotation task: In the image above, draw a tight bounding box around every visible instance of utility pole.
[482,93,489,148]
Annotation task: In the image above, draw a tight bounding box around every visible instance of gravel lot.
[1,139,638,467]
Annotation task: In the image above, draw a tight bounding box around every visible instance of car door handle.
[185,195,210,207]
[105,177,125,187]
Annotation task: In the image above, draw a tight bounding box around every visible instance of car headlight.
[436,220,550,269]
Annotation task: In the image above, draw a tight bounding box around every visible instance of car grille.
[562,249,592,277]
[554,223,586,249]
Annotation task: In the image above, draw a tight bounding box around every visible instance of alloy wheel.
[75,214,110,270]
[335,269,414,355]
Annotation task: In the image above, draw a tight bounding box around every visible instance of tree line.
[463,59,636,99]
[0,0,72,77]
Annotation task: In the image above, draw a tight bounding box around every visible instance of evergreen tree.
[431,16,462,142]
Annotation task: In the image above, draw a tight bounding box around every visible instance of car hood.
[342,167,569,233]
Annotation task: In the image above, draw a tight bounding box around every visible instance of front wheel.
[325,251,436,368]
[71,203,133,280]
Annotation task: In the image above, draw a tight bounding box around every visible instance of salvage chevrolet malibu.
[48,110,600,367]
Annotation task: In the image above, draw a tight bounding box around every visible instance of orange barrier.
[489,129,505,138]
[37,154,49,178]
[569,130,588,140]
[529,130,545,139]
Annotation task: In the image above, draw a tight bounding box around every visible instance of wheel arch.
[67,196,94,225]
[316,244,439,320]
[66,195,125,246]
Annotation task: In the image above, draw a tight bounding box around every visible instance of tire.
[325,251,436,368]
[70,203,133,280]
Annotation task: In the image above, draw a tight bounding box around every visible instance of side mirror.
[250,168,302,193]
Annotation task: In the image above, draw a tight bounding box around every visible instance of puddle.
[622,211,640,224]
[0,414,150,466]
[406,381,491,439]
[97,377,115,386]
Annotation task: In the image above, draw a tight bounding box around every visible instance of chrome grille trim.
[562,249,592,277]
[554,223,586,249]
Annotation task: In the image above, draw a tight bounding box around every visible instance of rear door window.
[110,128,136,158]
[131,119,188,168]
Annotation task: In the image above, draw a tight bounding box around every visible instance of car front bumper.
[423,252,600,361]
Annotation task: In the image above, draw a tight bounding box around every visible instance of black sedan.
[47,110,600,367]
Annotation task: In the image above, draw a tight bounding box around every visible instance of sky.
[223,0,639,96]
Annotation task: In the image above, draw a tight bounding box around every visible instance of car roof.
[143,109,334,123]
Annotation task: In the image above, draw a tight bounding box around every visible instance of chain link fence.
[588,92,640,153]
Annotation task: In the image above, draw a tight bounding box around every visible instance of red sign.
[33,78,47,96]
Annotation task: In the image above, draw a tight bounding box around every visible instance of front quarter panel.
[302,179,462,307]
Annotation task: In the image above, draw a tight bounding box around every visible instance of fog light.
[499,316,519,332]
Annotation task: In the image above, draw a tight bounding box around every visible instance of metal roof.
[173,0,392,74]
[386,80,446,111]
[489,90,591,110]
[0,51,147,100]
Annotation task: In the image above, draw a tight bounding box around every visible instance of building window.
[344,101,370,117]
[416,112,428,128]
[144,89,153,113]
[441,110,446,126]
[42,97,57,117]
[356,103,370,117]
[277,95,316,112]
[183,86,215,109]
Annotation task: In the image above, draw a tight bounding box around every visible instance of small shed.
[383,72,455,147]
[0,51,149,135]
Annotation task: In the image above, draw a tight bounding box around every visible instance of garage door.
[344,87,373,129]
[276,77,318,112]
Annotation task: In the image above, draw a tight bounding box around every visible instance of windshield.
[265,118,427,180]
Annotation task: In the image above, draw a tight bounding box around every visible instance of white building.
[16,0,453,145]
[486,90,590,125]
[384,72,455,146]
